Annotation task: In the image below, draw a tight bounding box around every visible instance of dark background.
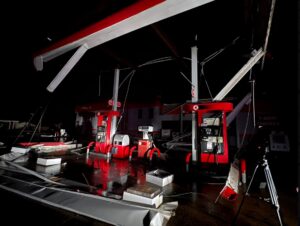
[0,0,297,141]
[0,0,298,220]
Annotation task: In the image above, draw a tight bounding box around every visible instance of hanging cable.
[181,37,240,101]
[233,92,252,160]
[251,79,256,127]
[200,64,214,100]
[199,37,240,100]
[201,36,240,65]
[119,70,135,89]
[12,106,42,146]
[179,72,194,87]
[116,70,136,129]
[120,56,174,71]
[29,103,49,143]
[137,56,174,68]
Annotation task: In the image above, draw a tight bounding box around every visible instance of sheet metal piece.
[0,170,176,226]
[0,174,149,226]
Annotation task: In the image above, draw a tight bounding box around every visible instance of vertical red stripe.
[241,159,246,172]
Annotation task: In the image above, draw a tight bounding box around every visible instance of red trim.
[185,102,233,114]
[184,102,233,164]
[168,102,233,115]
[185,153,192,164]
[87,141,95,152]
[220,186,238,201]
[149,147,161,160]
[241,159,246,173]
[19,142,65,147]
[35,0,165,56]
[129,146,137,160]
[75,102,112,113]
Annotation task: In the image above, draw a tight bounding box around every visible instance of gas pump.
[95,111,119,155]
[137,126,154,158]
[129,126,161,161]
[111,134,130,158]
[86,69,131,159]
[185,102,233,168]
[87,110,130,159]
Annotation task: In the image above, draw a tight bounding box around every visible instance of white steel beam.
[34,0,214,71]
[46,44,88,92]
[213,48,264,101]
[226,92,251,126]
[110,68,120,142]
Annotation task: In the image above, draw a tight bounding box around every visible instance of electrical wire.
[119,56,174,71]
[137,56,174,68]
[233,98,252,160]
[12,106,41,146]
[121,70,135,114]
[200,65,214,100]
[119,70,135,89]
[201,36,240,65]
[163,192,193,198]
[199,37,239,99]
[29,104,49,143]
[179,71,194,87]
[116,70,136,129]
[182,37,240,100]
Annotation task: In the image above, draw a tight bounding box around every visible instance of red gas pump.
[185,102,233,167]
[95,111,119,154]
[87,111,130,159]
[111,134,130,158]
[129,126,161,161]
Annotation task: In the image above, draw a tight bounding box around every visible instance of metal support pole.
[110,69,120,142]
[246,149,283,226]
[250,80,256,128]
[263,162,282,226]
[191,45,198,162]
[261,0,277,70]
[213,48,264,101]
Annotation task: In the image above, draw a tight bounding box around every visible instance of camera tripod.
[246,146,283,226]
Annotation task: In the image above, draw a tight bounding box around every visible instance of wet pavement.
[0,147,298,226]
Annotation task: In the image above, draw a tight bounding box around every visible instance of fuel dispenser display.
[185,102,233,166]
[95,111,119,155]
[200,117,224,155]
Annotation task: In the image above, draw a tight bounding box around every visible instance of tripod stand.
[246,146,283,226]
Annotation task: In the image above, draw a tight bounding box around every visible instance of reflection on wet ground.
[0,148,298,226]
